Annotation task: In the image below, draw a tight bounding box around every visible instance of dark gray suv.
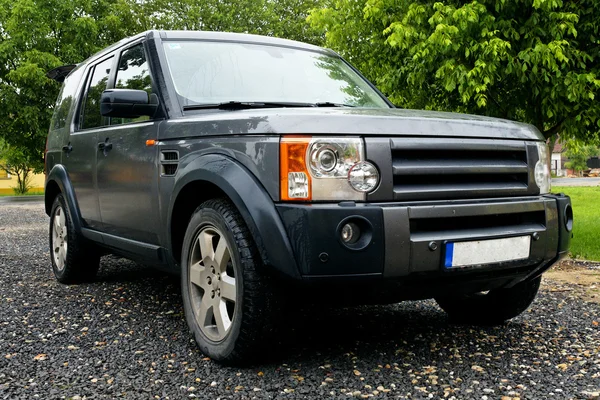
[45,30,573,363]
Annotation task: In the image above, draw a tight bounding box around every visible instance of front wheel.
[181,198,277,364]
[435,276,542,325]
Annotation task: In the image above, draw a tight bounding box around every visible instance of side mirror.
[100,89,158,118]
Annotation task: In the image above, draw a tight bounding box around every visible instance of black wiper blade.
[183,101,316,111]
[314,102,355,107]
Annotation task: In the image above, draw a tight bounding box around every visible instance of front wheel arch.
[168,155,300,280]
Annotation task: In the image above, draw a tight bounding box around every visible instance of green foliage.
[553,186,600,261]
[0,139,34,194]
[309,0,600,142]
[0,0,142,173]
[564,143,600,173]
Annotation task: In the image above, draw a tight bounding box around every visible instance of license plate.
[444,236,531,268]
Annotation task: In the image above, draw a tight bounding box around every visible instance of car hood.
[162,108,543,141]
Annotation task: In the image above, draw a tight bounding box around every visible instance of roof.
[82,30,334,66]
[553,141,564,153]
[158,30,333,55]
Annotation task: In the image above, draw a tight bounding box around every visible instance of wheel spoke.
[220,275,236,301]
[58,209,66,228]
[58,246,65,263]
[213,237,230,272]
[196,297,211,327]
[198,231,214,260]
[189,261,205,288]
[53,217,60,234]
[214,299,231,335]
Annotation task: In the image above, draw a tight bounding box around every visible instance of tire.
[435,276,542,325]
[181,198,277,364]
[49,194,100,284]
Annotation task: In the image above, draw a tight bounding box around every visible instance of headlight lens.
[348,161,380,192]
[535,142,551,194]
[280,136,380,201]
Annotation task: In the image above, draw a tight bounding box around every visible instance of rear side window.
[80,57,113,130]
[112,44,152,125]
[50,67,85,130]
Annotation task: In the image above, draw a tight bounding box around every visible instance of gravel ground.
[1,202,600,400]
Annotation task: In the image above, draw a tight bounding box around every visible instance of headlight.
[280,136,380,201]
[535,142,551,194]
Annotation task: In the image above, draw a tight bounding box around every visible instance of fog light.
[348,161,379,192]
[341,222,360,244]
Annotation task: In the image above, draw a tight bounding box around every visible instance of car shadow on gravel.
[92,256,529,365]
[268,303,527,364]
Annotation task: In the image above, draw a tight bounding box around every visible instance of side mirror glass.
[100,89,158,118]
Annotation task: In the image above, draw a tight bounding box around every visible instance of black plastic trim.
[45,164,82,233]
[169,154,301,279]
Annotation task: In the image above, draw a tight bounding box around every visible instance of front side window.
[112,43,153,125]
[162,41,389,108]
[81,57,113,130]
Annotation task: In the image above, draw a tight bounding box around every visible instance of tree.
[145,0,327,45]
[309,0,600,144]
[0,0,143,174]
[565,144,600,175]
[0,140,34,194]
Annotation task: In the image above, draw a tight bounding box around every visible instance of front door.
[96,43,160,244]
[63,56,114,230]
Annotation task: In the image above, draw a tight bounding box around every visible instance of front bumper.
[276,194,572,289]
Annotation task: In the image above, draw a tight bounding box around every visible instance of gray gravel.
[1,203,600,399]
[552,177,600,187]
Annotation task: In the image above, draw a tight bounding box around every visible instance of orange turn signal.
[280,136,311,201]
[146,139,157,147]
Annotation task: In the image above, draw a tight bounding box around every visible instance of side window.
[112,44,153,125]
[80,57,113,130]
[50,66,85,130]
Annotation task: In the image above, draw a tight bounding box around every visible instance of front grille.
[389,138,533,200]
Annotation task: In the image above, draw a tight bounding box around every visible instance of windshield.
[162,41,390,108]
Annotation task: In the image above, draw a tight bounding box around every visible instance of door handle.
[62,143,73,154]
[98,138,113,155]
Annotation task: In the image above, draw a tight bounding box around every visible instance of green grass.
[554,186,600,261]
[0,190,44,197]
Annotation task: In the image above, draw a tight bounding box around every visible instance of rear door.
[62,56,114,229]
[96,42,161,244]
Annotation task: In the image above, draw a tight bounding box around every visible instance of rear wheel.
[435,276,541,325]
[181,198,277,364]
[49,194,100,283]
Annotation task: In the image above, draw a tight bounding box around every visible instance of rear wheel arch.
[44,165,82,234]
[45,180,61,216]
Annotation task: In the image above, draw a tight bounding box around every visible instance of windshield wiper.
[314,102,355,107]
[183,101,316,111]
[183,101,356,111]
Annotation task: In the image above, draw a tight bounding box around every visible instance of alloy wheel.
[188,226,237,342]
[52,205,68,271]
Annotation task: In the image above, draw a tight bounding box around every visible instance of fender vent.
[161,151,179,162]
[161,151,179,176]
